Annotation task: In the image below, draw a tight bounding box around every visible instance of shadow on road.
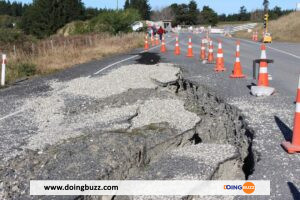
[274,116,292,142]
[288,182,300,200]
[246,83,256,90]
[135,52,161,65]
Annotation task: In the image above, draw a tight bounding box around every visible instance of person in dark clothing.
[157,26,165,41]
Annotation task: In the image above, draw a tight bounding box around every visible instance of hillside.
[234,12,300,42]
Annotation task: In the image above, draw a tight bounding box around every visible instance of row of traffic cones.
[147,35,270,82]
[151,34,300,154]
[144,35,161,50]
[154,35,246,78]
[252,31,258,42]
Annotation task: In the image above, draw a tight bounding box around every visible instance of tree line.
[151,0,294,26]
[0,0,151,38]
[151,1,218,26]
[219,6,293,22]
[0,0,29,17]
[0,0,295,40]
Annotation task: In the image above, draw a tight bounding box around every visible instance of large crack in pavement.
[0,62,255,200]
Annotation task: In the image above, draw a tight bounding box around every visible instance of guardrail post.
[1,54,6,86]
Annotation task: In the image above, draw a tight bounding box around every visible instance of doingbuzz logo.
[224,182,255,194]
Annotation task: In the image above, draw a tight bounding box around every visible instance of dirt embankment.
[234,12,300,42]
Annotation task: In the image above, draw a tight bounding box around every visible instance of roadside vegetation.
[234,12,300,42]
[0,0,296,85]
[58,9,141,36]
[6,33,143,82]
[0,0,148,85]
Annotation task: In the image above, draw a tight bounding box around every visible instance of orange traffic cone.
[186,37,194,58]
[161,36,166,53]
[144,35,149,50]
[200,39,206,60]
[207,39,214,64]
[230,41,246,78]
[151,35,155,46]
[252,32,255,41]
[174,35,181,55]
[257,44,269,86]
[215,40,226,72]
[254,31,258,42]
[282,76,300,153]
[155,35,160,45]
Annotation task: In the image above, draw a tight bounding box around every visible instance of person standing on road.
[147,26,153,38]
[157,26,165,41]
[152,25,157,36]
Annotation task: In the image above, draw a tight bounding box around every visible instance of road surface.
[0,32,300,199]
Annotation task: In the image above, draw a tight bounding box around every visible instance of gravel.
[0,63,193,155]
[51,63,180,99]
[131,98,201,132]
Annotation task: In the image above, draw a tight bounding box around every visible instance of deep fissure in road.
[0,71,257,200]
[176,79,256,180]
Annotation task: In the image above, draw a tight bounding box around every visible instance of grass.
[234,12,300,42]
[3,32,144,84]
[217,21,251,27]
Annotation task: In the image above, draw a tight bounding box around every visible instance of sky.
[17,0,300,15]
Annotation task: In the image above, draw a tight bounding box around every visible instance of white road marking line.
[235,38,300,60]
[1,38,176,121]
[266,45,300,60]
[93,38,175,75]
[93,55,139,75]
[0,109,24,122]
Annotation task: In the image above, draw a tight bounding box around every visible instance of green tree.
[170,3,190,25]
[269,6,282,19]
[124,0,151,20]
[84,8,100,19]
[218,14,226,22]
[124,0,130,9]
[21,0,85,38]
[188,0,199,25]
[199,6,218,26]
[89,9,140,34]
[0,1,29,17]
[239,6,249,21]
[263,0,269,12]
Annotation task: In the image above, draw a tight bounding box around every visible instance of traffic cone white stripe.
[217,53,223,58]
[296,103,300,112]
[259,67,268,73]
[236,57,240,62]
[261,51,267,59]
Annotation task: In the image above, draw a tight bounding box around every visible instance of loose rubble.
[0,63,254,200]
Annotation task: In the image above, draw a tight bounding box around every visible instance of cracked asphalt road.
[0,32,300,199]
[160,32,300,199]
